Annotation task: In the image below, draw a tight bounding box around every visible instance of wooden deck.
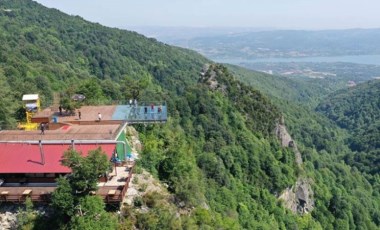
[0,186,55,203]
[0,186,123,203]
[0,183,124,203]
[0,165,134,204]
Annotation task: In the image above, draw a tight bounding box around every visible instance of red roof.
[0,143,116,173]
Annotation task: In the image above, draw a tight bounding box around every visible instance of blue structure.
[112,102,167,124]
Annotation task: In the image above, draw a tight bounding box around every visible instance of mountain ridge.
[0,1,379,229]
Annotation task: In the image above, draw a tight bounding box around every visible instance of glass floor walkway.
[112,103,167,123]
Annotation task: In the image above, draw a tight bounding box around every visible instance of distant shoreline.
[215,54,380,66]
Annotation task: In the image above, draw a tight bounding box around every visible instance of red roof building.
[0,143,116,174]
[0,105,135,204]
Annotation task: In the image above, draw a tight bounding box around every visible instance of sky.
[34,0,380,30]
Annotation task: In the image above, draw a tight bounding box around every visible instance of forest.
[317,80,380,176]
[0,0,379,229]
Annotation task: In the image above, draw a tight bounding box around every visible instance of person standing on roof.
[78,110,81,120]
[40,123,45,135]
[98,112,102,121]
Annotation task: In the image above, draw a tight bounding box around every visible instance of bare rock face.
[276,117,314,214]
[199,64,228,95]
[279,178,315,214]
[295,178,314,214]
[0,212,17,230]
[275,120,302,166]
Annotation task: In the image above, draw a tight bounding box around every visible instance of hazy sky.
[34,0,380,30]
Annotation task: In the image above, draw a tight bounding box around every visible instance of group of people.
[143,103,163,114]
[129,99,138,107]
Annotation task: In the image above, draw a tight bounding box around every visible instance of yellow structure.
[18,94,40,130]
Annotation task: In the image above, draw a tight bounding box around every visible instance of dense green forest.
[224,65,380,229]
[317,80,380,175]
[0,0,380,229]
[226,64,331,107]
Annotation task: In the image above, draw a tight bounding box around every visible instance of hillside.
[316,80,380,132]
[0,0,380,229]
[317,80,380,175]
[0,0,207,129]
[226,64,330,106]
[224,64,380,229]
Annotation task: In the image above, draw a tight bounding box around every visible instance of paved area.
[54,105,117,122]
[98,166,131,187]
[0,124,121,141]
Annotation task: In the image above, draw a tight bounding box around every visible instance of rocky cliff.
[276,117,315,214]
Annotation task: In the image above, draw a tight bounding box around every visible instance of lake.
[216,55,380,66]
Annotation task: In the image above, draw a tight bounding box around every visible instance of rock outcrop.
[279,178,314,214]
[275,117,302,166]
[0,211,17,230]
[0,204,18,230]
[276,116,314,214]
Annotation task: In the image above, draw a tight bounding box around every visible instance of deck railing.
[0,162,136,204]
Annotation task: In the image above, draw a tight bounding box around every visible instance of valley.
[0,1,379,229]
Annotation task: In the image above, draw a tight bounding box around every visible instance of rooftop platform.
[33,103,167,124]
[0,124,122,141]
[49,105,117,123]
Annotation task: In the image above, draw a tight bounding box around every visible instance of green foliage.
[51,148,113,229]
[317,80,380,151]
[17,197,37,230]
[61,147,111,195]
[1,0,379,229]
[77,78,107,105]
[317,80,380,175]
[230,64,380,229]
[227,64,330,107]
[0,0,206,120]
[51,176,75,217]
[121,74,150,101]
[0,71,17,129]
[137,64,299,228]
[69,196,118,230]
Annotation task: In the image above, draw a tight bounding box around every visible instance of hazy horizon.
[34,0,380,31]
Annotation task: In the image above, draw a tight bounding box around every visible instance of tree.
[121,74,150,101]
[51,177,75,217]
[0,72,17,129]
[77,78,106,105]
[17,197,37,230]
[60,96,79,115]
[51,147,113,228]
[69,196,118,230]
[61,147,111,195]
